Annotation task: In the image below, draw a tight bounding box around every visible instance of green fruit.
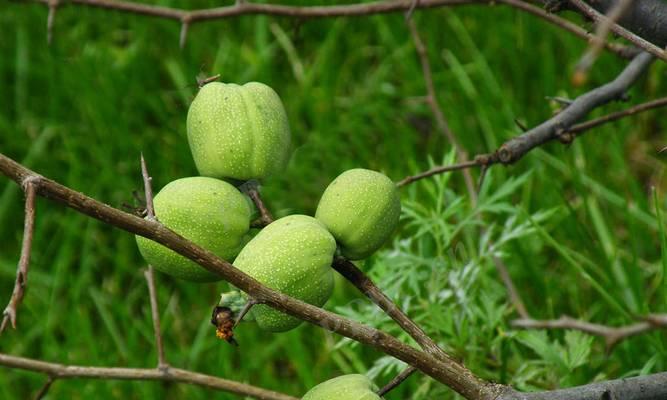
[302,374,382,400]
[233,215,336,332]
[186,81,291,181]
[135,177,251,282]
[315,168,401,260]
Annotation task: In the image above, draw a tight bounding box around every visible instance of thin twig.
[568,0,667,62]
[493,257,529,319]
[405,0,420,20]
[407,17,478,205]
[33,376,55,400]
[197,74,220,88]
[246,185,274,228]
[24,0,634,58]
[573,0,634,85]
[46,0,58,44]
[0,352,297,400]
[568,96,667,135]
[140,155,167,368]
[234,299,258,327]
[512,314,667,351]
[377,365,418,396]
[179,20,189,49]
[397,158,487,187]
[1,178,38,334]
[140,153,155,220]
[144,267,167,368]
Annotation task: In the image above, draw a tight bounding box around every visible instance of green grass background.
[1,1,666,398]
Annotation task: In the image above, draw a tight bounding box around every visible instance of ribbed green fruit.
[135,177,251,282]
[186,81,291,181]
[233,215,336,332]
[315,169,401,260]
[302,374,382,400]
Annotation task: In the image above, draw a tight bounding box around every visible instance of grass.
[1,1,666,399]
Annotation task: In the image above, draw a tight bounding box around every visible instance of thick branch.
[573,0,633,83]
[495,51,654,164]
[497,371,667,400]
[1,178,38,333]
[568,0,667,62]
[0,352,296,400]
[398,94,667,185]
[583,0,667,48]
[0,152,502,400]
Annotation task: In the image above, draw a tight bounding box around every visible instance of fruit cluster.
[135,80,399,398]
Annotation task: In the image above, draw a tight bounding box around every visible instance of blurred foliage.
[0,0,666,399]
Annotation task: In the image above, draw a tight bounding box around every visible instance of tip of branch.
[197,74,221,88]
[47,3,57,45]
[179,22,189,49]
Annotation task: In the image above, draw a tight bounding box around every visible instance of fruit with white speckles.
[186,81,291,181]
[315,169,400,260]
[233,215,336,332]
[302,374,382,400]
[135,177,251,282]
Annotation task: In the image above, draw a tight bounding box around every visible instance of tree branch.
[33,375,55,400]
[377,365,418,396]
[245,184,274,228]
[1,177,38,333]
[567,96,667,135]
[144,267,167,367]
[398,93,667,186]
[496,51,654,163]
[568,0,667,62]
[498,371,667,400]
[140,155,167,368]
[0,152,504,400]
[574,0,667,48]
[0,352,297,400]
[407,17,478,204]
[512,314,667,351]
[573,0,634,84]
[24,0,632,57]
[247,185,462,371]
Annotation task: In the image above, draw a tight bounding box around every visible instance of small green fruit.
[186,81,291,181]
[302,374,382,400]
[315,169,401,260]
[233,215,336,332]
[135,177,251,282]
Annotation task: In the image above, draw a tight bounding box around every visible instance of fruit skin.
[315,168,401,260]
[135,177,251,282]
[233,215,336,332]
[302,374,382,400]
[186,81,291,181]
